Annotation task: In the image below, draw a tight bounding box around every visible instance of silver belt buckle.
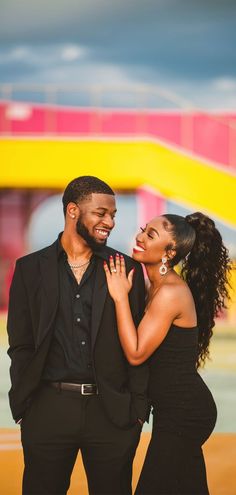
[81,383,94,395]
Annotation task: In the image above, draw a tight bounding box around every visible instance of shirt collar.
[57,233,66,259]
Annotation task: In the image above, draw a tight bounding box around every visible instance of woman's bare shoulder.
[155,276,192,305]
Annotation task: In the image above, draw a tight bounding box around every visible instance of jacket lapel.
[36,241,59,347]
[36,243,109,349]
[91,255,108,349]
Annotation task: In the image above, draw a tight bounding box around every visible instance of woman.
[104,212,232,495]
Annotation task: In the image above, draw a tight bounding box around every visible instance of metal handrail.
[1,82,236,129]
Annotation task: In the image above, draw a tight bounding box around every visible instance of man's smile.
[95,228,110,239]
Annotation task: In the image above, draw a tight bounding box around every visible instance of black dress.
[135,324,217,495]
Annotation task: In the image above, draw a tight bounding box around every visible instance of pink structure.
[137,186,166,228]
[0,102,235,317]
[0,102,236,169]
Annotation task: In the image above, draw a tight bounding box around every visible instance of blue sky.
[0,0,236,108]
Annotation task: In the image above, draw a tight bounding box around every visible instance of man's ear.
[67,202,80,220]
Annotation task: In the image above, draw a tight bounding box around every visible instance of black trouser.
[21,384,142,495]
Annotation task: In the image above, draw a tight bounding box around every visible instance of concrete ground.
[0,429,236,495]
[1,316,235,493]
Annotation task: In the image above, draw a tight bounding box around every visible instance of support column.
[137,185,166,227]
[0,189,53,309]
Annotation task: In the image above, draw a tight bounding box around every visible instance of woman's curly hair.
[163,212,232,368]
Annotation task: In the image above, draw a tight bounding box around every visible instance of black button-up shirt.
[43,237,99,383]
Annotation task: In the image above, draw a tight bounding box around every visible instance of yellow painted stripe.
[1,138,236,225]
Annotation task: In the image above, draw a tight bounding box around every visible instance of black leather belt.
[48,382,98,395]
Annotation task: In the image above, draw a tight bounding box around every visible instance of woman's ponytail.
[182,212,232,367]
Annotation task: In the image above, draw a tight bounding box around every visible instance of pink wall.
[1,102,236,169]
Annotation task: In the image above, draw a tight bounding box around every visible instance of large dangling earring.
[159,256,168,275]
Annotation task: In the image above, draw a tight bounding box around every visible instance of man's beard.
[76,218,107,251]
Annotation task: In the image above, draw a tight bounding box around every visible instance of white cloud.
[9,46,31,60]
[27,61,134,87]
[0,45,30,63]
[165,77,236,110]
[0,44,88,67]
[61,44,87,62]
[212,77,236,92]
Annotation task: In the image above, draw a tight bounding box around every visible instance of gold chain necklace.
[68,259,90,270]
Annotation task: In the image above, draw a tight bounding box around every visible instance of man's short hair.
[62,176,115,216]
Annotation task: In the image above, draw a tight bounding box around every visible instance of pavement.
[1,316,235,494]
[0,429,236,495]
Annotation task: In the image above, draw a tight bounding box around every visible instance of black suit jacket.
[7,240,149,427]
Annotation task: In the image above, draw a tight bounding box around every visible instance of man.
[7,176,149,495]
